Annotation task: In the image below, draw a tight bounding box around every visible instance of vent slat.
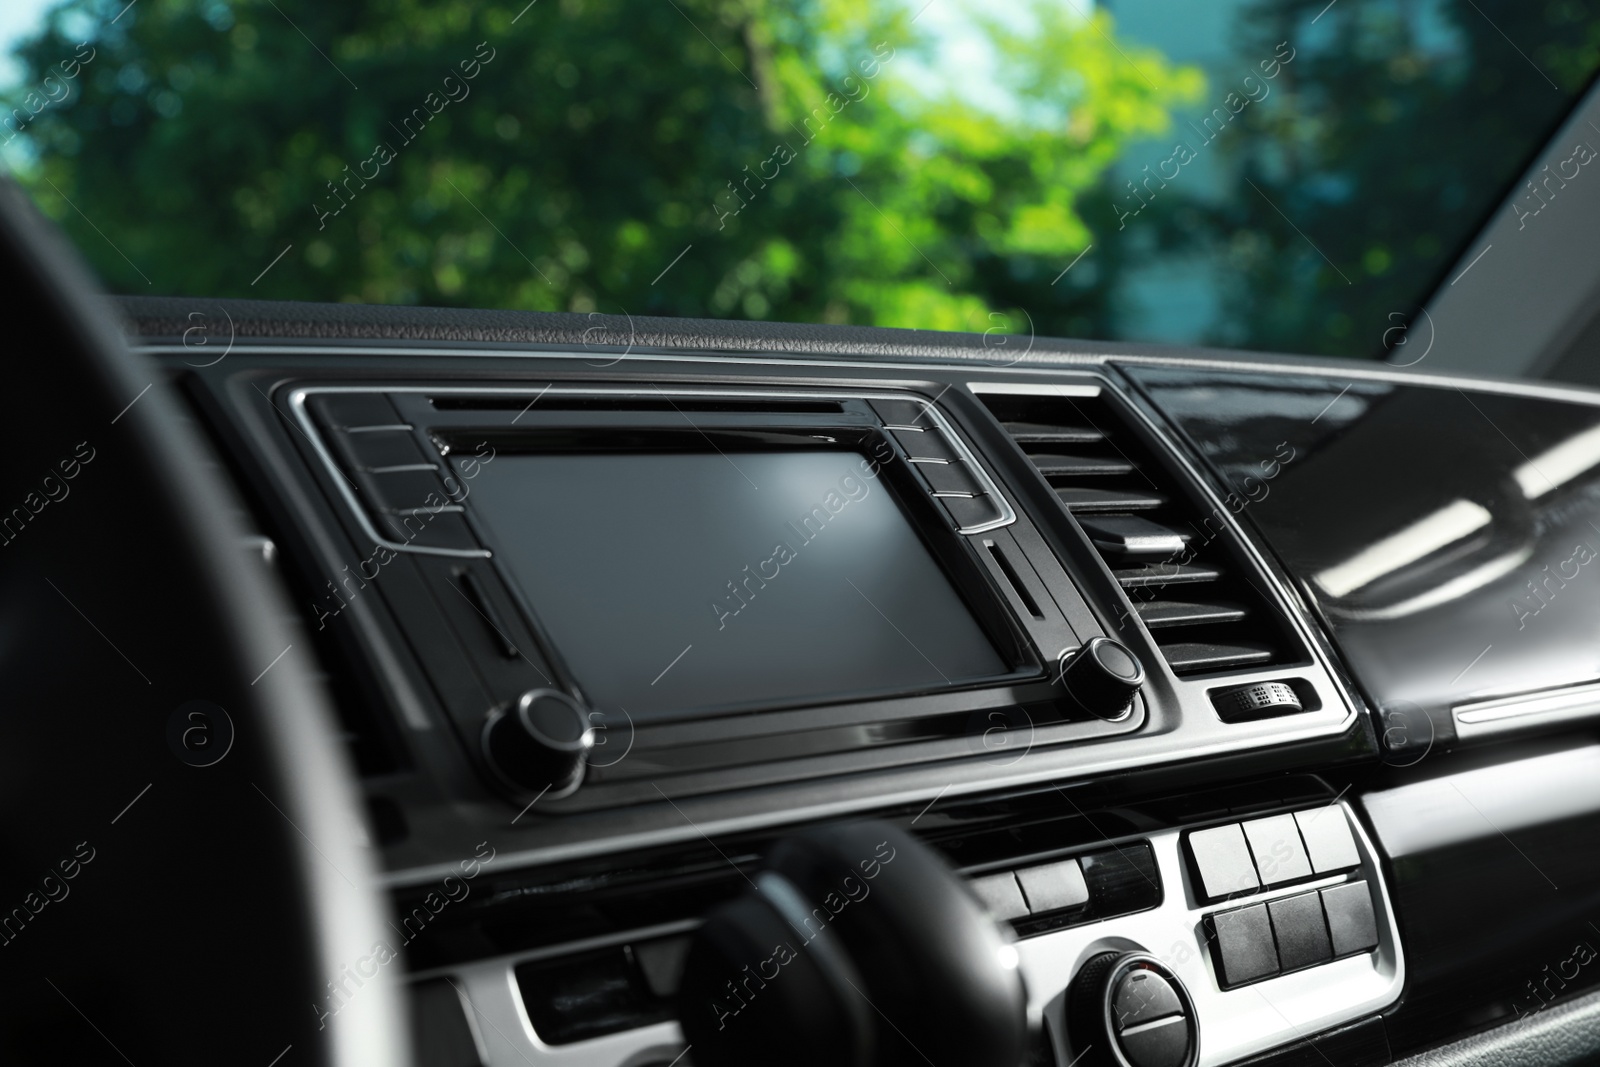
[980,389,1298,677]
[1004,421,1104,444]
[1030,453,1135,477]
[1136,600,1249,629]
[1057,486,1166,512]
[1113,563,1223,588]
[1078,515,1188,559]
[1158,640,1276,672]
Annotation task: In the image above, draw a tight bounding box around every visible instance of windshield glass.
[3,0,1597,360]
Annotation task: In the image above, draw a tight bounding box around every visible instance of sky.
[0,0,60,86]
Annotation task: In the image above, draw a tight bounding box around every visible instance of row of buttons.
[969,857,1089,920]
[868,399,1006,533]
[1186,806,1360,902]
[308,393,482,553]
[1206,880,1380,989]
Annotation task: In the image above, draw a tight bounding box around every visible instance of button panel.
[868,397,940,429]
[889,426,959,461]
[965,843,1160,934]
[1322,880,1381,957]
[1268,891,1333,971]
[969,872,1030,921]
[1206,879,1381,989]
[939,493,1005,531]
[1185,804,1360,902]
[867,396,1012,534]
[1241,814,1313,886]
[1208,904,1279,987]
[1016,859,1089,913]
[1187,824,1259,899]
[1296,807,1362,873]
[913,459,986,496]
[303,390,488,557]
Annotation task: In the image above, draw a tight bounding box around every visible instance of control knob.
[482,689,594,799]
[1058,637,1145,720]
[1067,951,1198,1067]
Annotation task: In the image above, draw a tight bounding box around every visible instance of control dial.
[482,689,595,799]
[1067,952,1198,1067]
[1058,637,1145,720]
[1213,681,1302,721]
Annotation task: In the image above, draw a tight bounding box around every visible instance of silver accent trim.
[408,920,698,1067]
[141,337,1600,409]
[1033,803,1403,1067]
[391,504,466,516]
[1453,680,1600,739]
[422,803,1401,1067]
[288,386,490,559]
[964,381,1103,398]
[364,462,439,474]
[287,384,1018,552]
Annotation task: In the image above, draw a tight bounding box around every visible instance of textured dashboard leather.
[112,293,1331,371]
[1395,988,1600,1067]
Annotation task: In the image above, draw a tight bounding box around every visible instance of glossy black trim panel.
[1123,365,1600,752]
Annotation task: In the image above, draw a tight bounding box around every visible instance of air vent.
[978,390,1297,676]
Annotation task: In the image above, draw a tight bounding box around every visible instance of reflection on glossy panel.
[1124,366,1600,739]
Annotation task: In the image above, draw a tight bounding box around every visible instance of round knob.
[1067,952,1198,1067]
[1058,637,1144,720]
[677,821,1027,1067]
[481,689,594,799]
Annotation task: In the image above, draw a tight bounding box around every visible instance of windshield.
[3,0,1597,362]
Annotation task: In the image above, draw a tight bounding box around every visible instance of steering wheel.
[0,182,407,1065]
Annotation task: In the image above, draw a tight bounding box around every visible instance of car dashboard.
[124,296,1600,1067]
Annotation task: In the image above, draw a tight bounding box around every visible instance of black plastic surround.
[113,295,1600,1067]
[1125,365,1600,755]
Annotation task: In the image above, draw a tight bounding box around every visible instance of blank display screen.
[463,449,1008,720]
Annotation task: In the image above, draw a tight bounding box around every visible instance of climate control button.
[1068,952,1198,1067]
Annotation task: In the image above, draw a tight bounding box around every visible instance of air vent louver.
[979,391,1295,676]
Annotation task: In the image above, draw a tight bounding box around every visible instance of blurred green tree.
[5,0,1200,336]
[1212,0,1600,357]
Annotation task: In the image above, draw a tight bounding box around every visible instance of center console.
[165,341,1399,1067]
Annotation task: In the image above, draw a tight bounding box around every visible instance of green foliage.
[1207,0,1600,357]
[6,0,1200,335]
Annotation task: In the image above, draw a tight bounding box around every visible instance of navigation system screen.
[463,448,1008,720]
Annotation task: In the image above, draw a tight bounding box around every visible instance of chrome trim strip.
[287,386,491,559]
[1453,681,1600,739]
[287,383,1018,548]
[406,919,700,1067]
[139,340,1600,409]
[966,380,1102,398]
